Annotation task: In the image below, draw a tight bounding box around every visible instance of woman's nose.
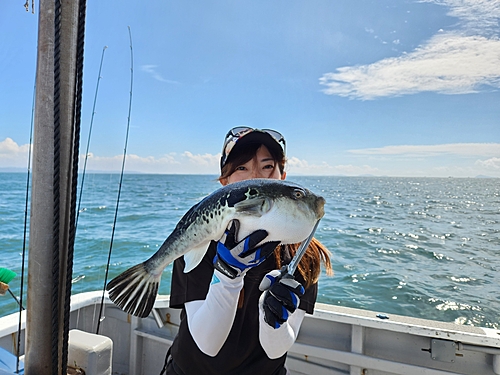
[251,169,263,178]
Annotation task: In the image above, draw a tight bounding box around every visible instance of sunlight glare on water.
[1,173,498,329]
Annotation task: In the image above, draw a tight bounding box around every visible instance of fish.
[106,178,326,317]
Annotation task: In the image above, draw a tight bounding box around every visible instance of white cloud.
[82,151,220,174]
[348,143,500,157]
[182,151,220,166]
[0,138,25,153]
[320,33,500,100]
[0,138,221,175]
[286,156,381,176]
[321,0,500,99]
[72,146,500,177]
[0,138,30,168]
[141,65,179,84]
[286,156,311,170]
[2,137,499,177]
[419,0,500,35]
[476,157,500,170]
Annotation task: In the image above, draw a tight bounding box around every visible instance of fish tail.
[106,263,160,318]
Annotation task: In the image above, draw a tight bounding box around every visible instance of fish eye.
[293,189,305,199]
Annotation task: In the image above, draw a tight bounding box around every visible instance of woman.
[164,127,332,375]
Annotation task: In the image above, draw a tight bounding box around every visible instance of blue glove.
[213,220,279,279]
[259,269,305,329]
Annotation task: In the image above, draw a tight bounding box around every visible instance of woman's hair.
[219,142,333,287]
[219,141,286,182]
[277,239,333,288]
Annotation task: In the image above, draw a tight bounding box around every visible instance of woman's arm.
[185,221,279,356]
[185,270,243,356]
[258,297,306,359]
[257,269,307,358]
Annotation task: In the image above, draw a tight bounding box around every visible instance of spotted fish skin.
[106,179,325,317]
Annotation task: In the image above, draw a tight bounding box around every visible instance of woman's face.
[221,145,286,186]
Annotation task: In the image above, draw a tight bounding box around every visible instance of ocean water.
[1,173,499,329]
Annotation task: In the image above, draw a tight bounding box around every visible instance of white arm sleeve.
[185,270,244,357]
[258,293,306,359]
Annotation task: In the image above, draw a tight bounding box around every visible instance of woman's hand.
[259,270,305,329]
[213,220,279,279]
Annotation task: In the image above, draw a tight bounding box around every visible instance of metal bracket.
[430,339,457,363]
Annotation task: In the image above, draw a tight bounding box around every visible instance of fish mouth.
[316,196,326,219]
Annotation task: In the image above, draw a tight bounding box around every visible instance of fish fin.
[106,263,160,318]
[183,242,210,273]
[233,197,270,215]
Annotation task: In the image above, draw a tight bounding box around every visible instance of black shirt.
[169,242,318,375]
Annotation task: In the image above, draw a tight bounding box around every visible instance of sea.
[1,173,499,329]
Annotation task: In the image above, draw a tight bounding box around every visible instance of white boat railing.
[1,291,499,375]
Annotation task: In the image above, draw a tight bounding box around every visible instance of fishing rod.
[8,289,25,311]
[75,45,107,228]
[16,81,35,374]
[96,26,134,335]
[286,219,321,276]
[259,219,321,292]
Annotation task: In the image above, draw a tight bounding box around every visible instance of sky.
[1,0,499,177]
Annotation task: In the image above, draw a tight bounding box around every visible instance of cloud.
[476,157,500,170]
[320,0,500,99]
[2,137,498,177]
[285,155,500,177]
[0,138,26,154]
[348,143,500,157]
[0,138,30,167]
[419,0,500,35]
[82,151,220,174]
[141,65,179,84]
[320,33,500,100]
[182,151,220,166]
[286,156,381,176]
